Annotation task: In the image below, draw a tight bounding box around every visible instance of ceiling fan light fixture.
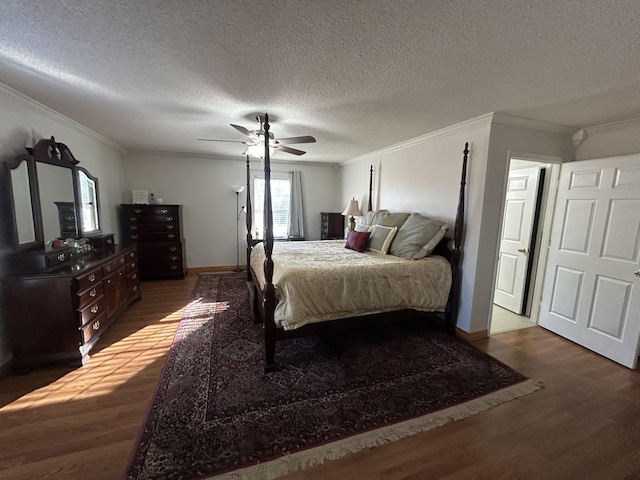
[247,143,276,158]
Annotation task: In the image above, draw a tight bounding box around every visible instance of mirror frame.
[74,166,102,237]
[5,154,44,251]
[6,136,105,252]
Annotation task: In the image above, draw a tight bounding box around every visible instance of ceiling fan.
[198,115,316,157]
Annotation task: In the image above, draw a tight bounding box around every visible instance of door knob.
[518,248,528,253]
[635,270,640,277]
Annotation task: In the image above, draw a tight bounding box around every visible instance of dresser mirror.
[6,136,103,252]
[37,161,77,242]
[75,167,101,236]
[5,155,42,251]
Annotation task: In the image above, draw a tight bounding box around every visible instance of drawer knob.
[107,238,113,244]
[167,225,174,230]
[130,225,138,230]
[170,255,178,261]
[129,217,137,221]
[160,209,168,214]
[90,304,99,314]
[89,273,96,282]
[167,234,175,239]
[92,320,100,330]
[133,285,138,291]
[169,246,177,252]
[57,253,66,262]
[131,235,138,240]
[167,216,174,221]
[106,265,111,272]
[132,273,137,279]
[89,288,97,297]
[131,262,136,268]
[129,252,134,257]
[171,265,178,270]
[134,208,142,214]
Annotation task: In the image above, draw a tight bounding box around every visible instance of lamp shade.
[232,184,245,193]
[341,198,362,217]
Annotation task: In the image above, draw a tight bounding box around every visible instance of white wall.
[122,152,342,268]
[340,113,576,334]
[0,84,126,366]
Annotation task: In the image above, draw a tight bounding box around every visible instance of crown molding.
[339,112,579,166]
[491,112,577,135]
[581,116,640,135]
[340,113,495,166]
[125,147,339,168]
[0,82,126,155]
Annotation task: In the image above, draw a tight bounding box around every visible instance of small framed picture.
[132,189,149,204]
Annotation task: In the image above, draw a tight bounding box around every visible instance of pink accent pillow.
[345,231,371,253]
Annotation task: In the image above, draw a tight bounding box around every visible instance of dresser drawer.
[125,232,180,243]
[126,259,138,273]
[77,283,104,309]
[79,296,106,327]
[125,222,180,233]
[126,269,139,287]
[123,205,180,216]
[138,243,182,256]
[76,267,103,292]
[102,254,126,276]
[45,247,72,268]
[81,312,108,345]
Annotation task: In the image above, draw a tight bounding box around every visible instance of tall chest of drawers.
[320,212,344,240]
[121,204,187,280]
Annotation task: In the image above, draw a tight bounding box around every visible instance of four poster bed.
[245,114,469,372]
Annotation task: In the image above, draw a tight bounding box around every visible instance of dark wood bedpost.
[368,165,373,212]
[262,114,277,372]
[446,142,469,332]
[245,155,253,282]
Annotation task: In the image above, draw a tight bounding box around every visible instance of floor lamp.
[232,185,245,272]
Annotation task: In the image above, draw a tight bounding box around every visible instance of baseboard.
[188,266,246,275]
[456,328,489,342]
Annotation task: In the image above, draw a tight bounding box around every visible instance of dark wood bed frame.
[246,113,469,372]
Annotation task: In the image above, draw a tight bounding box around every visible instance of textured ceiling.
[1,0,639,163]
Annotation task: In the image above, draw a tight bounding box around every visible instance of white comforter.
[250,240,452,330]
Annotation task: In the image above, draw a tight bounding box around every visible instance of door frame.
[490,151,562,331]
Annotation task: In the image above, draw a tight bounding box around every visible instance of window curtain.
[288,171,305,238]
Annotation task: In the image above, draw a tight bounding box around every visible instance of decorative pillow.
[345,230,371,252]
[356,209,389,231]
[389,212,450,260]
[379,212,410,229]
[367,225,398,254]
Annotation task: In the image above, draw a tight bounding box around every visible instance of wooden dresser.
[320,212,344,239]
[3,245,140,370]
[121,204,187,280]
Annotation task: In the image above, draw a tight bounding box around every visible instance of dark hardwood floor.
[1,274,640,479]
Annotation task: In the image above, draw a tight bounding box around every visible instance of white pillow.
[367,225,398,254]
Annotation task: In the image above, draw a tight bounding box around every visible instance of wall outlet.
[187,253,193,260]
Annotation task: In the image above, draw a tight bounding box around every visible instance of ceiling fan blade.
[197,138,248,143]
[230,124,260,141]
[275,135,316,144]
[277,145,306,156]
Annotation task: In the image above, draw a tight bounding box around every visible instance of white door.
[494,166,541,314]
[538,155,640,368]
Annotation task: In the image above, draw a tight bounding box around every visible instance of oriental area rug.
[126,273,541,480]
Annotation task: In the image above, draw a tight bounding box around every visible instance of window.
[253,177,290,239]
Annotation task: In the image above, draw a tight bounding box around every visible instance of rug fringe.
[209,379,543,479]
